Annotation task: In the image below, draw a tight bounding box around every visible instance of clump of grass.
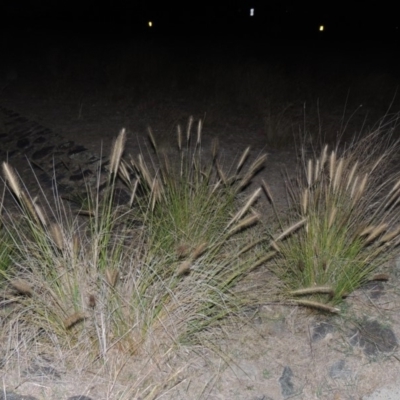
[117,117,271,342]
[269,130,400,311]
[0,116,272,383]
[120,117,266,256]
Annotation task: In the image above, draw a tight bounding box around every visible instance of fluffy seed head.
[109,128,127,175]
[3,162,22,198]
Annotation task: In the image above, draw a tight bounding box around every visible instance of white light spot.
[319,25,324,31]
[148,21,153,28]
[250,8,254,17]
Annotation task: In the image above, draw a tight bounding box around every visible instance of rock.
[0,392,38,400]
[23,363,61,380]
[349,318,398,357]
[279,366,295,399]
[329,359,352,379]
[312,320,335,342]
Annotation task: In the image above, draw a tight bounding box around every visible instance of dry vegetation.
[1,113,400,398]
[2,35,400,398]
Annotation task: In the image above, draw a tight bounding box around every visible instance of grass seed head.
[237,146,250,173]
[186,116,193,142]
[293,299,340,313]
[329,150,336,182]
[105,269,119,288]
[63,312,86,330]
[109,128,127,175]
[10,279,33,296]
[290,286,335,297]
[50,223,64,250]
[177,260,191,276]
[191,242,208,260]
[2,162,22,198]
[88,294,96,308]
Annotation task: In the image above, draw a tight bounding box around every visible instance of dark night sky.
[0,0,397,41]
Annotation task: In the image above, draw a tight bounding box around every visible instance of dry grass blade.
[216,161,227,185]
[274,218,307,242]
[129,178,139,207]
[147,127,157,152]
[236,147,250,173]
[238,154,267,189]
[118,159,132,187]
[290,286,335,297]
[251,251,277,270]
[20,191,42,226]
[227,188,261,229]
[270,240,280,252]
[138,154,155,188]
[227,213,259,236]
[248,153,268,176]
[292,299,340,313]
[262,179,274,204]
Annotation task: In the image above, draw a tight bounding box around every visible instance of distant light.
[319,25,324,31]
[250,8,254,17]
[148,21,153,28]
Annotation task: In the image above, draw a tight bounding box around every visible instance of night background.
[1,1,398,40]
[1,0,400,150]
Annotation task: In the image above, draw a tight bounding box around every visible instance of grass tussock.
[0,117,271,385]
[269,129,400,309]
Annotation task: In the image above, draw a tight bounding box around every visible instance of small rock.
[23,363,61,380]
[349,319,398,356]
[0,392,38,400]
[279,366,294,399]
[312,320,335,342]
[329,359,352,379]
[32,145,55,160]
[362,281,385,299]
